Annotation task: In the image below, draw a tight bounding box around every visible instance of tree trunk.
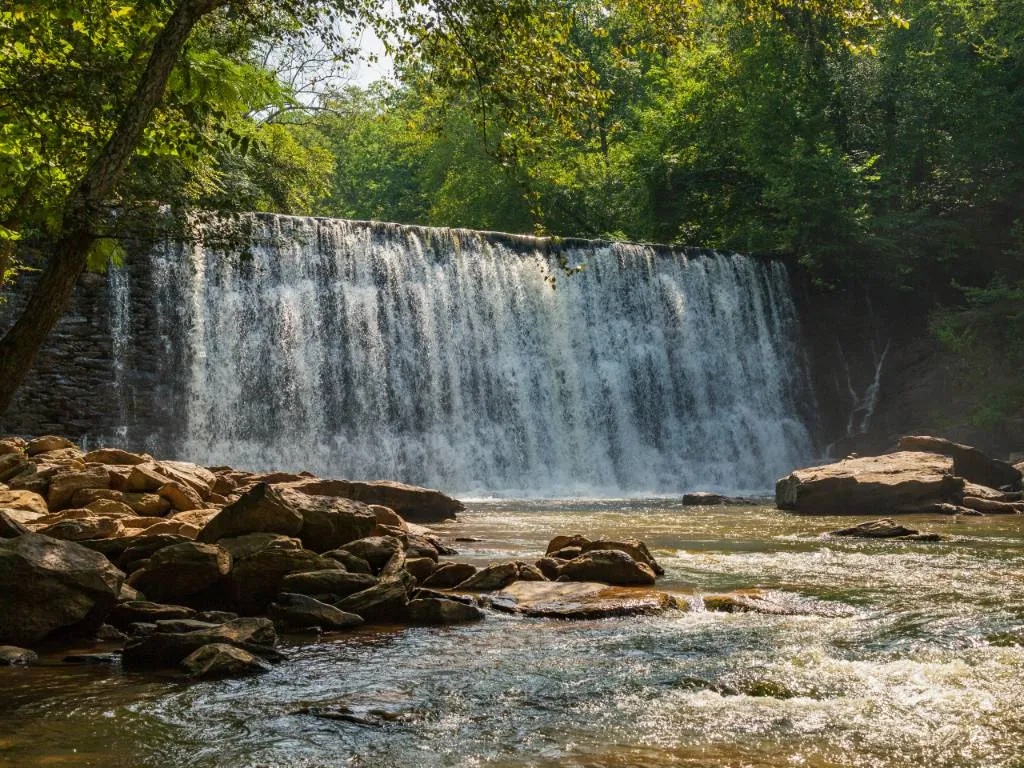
[0,0,225,416]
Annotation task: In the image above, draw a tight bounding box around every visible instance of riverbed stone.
[488,581,675,619]
[47,466,111,510]
[558,550,657,586]
[123,618,280,668]
[279,487,377,553]
[116,534,191,569]
[38,516,123,541]
[321,548,374,574]
[580,539,664,576]
[775,451,964,515]
[340,535,403,572]
[107,602,197,628]
[334,580,409,622]
[830,518,944,540]
[405,556,437,582]
[181,643,271,678]
[269,593,365,630]
[422,562,478,588]
[407,597,485,624]
[0,534,124,646]
[0,488,48,516]
[26,435,75,456]
[455,561,519,591]
[546,534,591,555]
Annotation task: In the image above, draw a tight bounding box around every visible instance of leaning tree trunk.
[0,0,226,415]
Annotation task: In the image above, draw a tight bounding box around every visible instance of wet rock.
[269,593,364,630]
[407,597,485,624]
[0,510,30,538]
[488,581,676,619]
[122,618,280,668]
[279,569,378,598]
[455,561,519,591]
[558,550,657,586]
[322,548,374,574]
[580,538,663,576]
[405,556,438,582]
[830,518,944,540]
[0,488,48,516]
[515,562,548,581]
[960,495,1024,514]
[107,601,197,629]
[38,516,123,541]
[277,478,463,524]
[0,534,124,645]
[95,623,128,642]
[127,542,231,602]
[198,483,304,542]
[340,536,403,572]
[775,452,964,515]
[369,504,406,531]
[402,533,442,561]
[334,581,409,623]
[422,562,478,588]
[898,435,1022,490]
[549,546,583,561]
[27,435,75,456]
[682,492,725,505]
[535,557,562,581]
[194,610,238,624]
[0,645,38,665]
[696,590,847,616]
[181,643,271,678]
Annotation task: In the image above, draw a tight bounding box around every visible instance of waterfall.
[123,212,814,496]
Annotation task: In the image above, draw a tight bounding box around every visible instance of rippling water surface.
[2,501,1023,767]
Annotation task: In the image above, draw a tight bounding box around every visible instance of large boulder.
[37,516,123,541]
[268,593,364,630]
[579,538,663,576]
[26,435,76,456]
[0,534,124,645]
[897,435,1022,491]
[127,542,232,602]
[278,488,376,553]
[557,550,657,586]
[455,561,519,591]
[277,478,463,523]
[775,452,964,515]
[199,483,304,542]
[488,581,675,619]
[47,467,110,510]
[422,562,478,589]
[334,581,409,623]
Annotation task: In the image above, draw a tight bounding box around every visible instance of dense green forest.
[1,0,1022,417]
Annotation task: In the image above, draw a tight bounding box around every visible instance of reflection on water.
[2,501,1023,767]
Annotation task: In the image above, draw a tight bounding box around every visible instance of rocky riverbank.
[775,434,1024,516]
[0,434,687,679]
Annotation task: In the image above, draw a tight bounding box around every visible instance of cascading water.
[120,212,814,496]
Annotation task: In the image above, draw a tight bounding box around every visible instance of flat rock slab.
[776,451,963,515]
[487,581,676,620]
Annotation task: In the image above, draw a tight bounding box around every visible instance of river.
[2,501,1023,767]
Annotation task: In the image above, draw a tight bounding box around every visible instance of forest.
[1,0,1023,418]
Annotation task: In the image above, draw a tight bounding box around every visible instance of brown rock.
[38,516,123,541]
[558,550,657,586]
[279,569,378,598]
[775,452,963,515]
[334,580,409,622]
[198,484,304,543]
[405,556,437,582]
[268,593,364,630]
[341,536,403,572]
[26,435,76,456]
[127,464,172,493]
[278,487,377,553]
[169,508,221,528]
[84,499,138,518]
[47,466,110,510]
[407,598,484,624]
[422,562,478,588]
[71,488,170,516]
[0,510,31,538]
[369,504,407,531]
[455,561,519,591]
[488,581,675,619]
[0,534,124,645]
[580,539,664,576]
[158,481,203,512]
[897,435,1022,490]
[81,448,148,465]
[181,643,270,678]
[0,488,48,517]
[127,542,231,603]
[277,478,463,523]
[545,534,591,555]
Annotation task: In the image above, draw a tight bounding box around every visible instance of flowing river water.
[2,501,1023,768]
